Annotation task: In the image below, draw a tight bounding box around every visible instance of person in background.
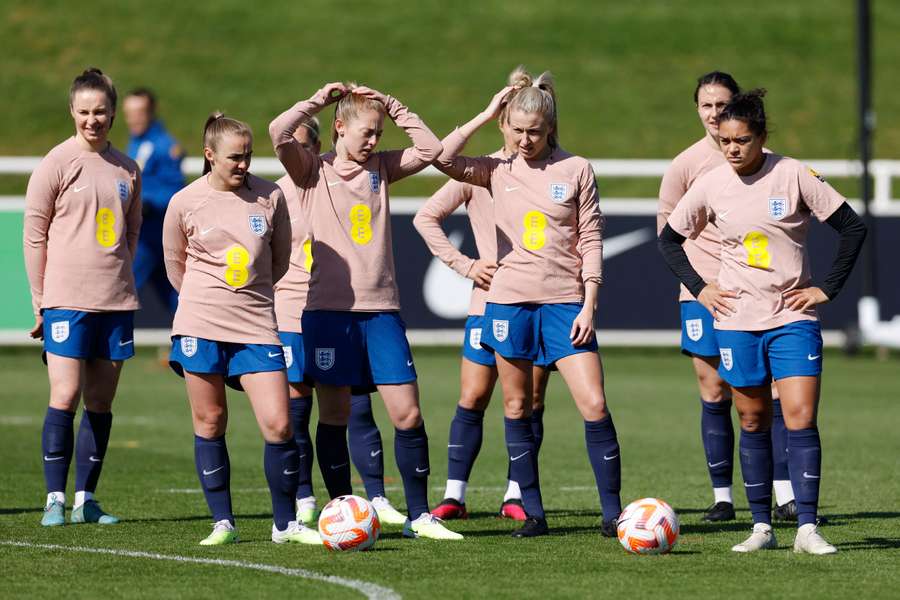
[124,88,185,315]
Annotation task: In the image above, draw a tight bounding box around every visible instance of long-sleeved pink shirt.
[413,152,503,316]
[273,174,312,333]
[668,154,844,331]
[24,137,142,315]
[437,130,603,305]
[269,91,441,312]
[163,174,291,345]
[657,137,727,302]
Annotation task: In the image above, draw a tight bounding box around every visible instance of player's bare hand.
[318,82,349,104]
[783,287,829,311]
[698,284,738,320]
[481,86,519,121]
[569,308,596,346]
[468,259,497,290]
[29,316,43,340]
[352,85,389,106]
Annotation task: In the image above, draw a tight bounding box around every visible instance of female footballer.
[25,68,141,527]
[436,67,623,538]
[414,96,552,522]
[269,83,461,540]
[163,113,319,546]
[659,90,866,554]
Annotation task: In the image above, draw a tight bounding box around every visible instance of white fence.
[2,156,900,216]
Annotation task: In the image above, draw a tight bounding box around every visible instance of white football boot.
[731,522,777,552]
[793,523,838,555]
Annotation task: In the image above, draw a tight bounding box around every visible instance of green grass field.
[1,346,898,599]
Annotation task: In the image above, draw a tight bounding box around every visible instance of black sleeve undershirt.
[657,224,707,298]
[818,202,867,300]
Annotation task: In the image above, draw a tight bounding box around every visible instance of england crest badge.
[492,319,509,342]
[368,171,381,193]
[248,214,267,236]
[282,345,293,369]
[768,197,788,220]
[549,183,568,203]
[181,336,198,358]
[315,347,335,371]
[116,179,130,202]
[51,321,70,343]
[469,327,483,350]
[719,348,734,371]
[685,318,703,342]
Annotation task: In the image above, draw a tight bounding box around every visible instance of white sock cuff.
[444,479,467,503]
[504,480,521,501]
[713,486,733,504]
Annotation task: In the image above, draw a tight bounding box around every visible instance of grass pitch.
[1,346,898,599]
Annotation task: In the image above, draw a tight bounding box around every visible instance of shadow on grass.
[0,508,43,516]
[128,513,275,523]
[836,537,900,551]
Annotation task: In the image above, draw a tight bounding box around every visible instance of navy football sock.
[316,423,353,498]
[787,427,822,527]
[74,410,113,494]
[584,416,623,520]
[288,396,315,499]
[505,416,544,519]
[530,407,545,455]
[194,434,233,525]
[739,429,773,525]
[42,407,75,495]
[447,406,484,483]
[264,440,300,530]
[348,394,386,499]
[394,425,430,520]
[700,399,735,489]
[771,399,791,482]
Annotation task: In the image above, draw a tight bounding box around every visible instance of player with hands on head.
[414,73,554,521]
[273,116,407,527]
[25,68,141,527]
[436,66,623,539]
[658,89,866,554]
[270,82,461,540]
[163,113,320,546]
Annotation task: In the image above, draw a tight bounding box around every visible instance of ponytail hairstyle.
[331,82,387,145]
[202,112,253,175]
[502,66,559,148]
[301,116,321,146]
[716,88,768,137]
[693,71,740,104]
[69,68,117,124]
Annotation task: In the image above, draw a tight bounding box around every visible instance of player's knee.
[503,395,530,420]
[697,372,728,403]
[532,397,545,411]
[739,415,767,432]
[391,405,422,430]
[193,405,227,435]
[82,395,113,413]
[261,418,292,443]
[48,384,80,412]
[784,405,816,430]
[458,389,490,411]
[578,397,608,421]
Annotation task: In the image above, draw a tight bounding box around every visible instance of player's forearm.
[820,202,867,300]
[385,96,442,167]
[658,224,706,298]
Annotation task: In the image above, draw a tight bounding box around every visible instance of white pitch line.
[159,485,597,494]
[0,541,400,600]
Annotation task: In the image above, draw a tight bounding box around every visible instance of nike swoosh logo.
[510,451,530,461]
[327,181,340,187]
[407,360,414,367]
[708,460,728,468]
[447,444,464,448]
[803,472,820,479]
[370,450,382,458]
[505,186,519,192]
[298,454,307,459]
[119,340,134,347]
[44,455,64,461]
[73,185,88,193]
[202,466,225,476]
[807,354,820,360]
[604,228,656,259]
[744,482,766,487]
[415,467,429,473]
[330,463,348,470]
[200,227,215,236]
[89,456,102,463]
[283,468,299,475]
[718,210,730,221]
[603,454,619,461]
[268,352,282,358]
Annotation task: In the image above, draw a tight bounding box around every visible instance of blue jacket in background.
[127,120,185,213]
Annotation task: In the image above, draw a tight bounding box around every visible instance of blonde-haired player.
[270,83,461,540]
[437,67,622,538]
[164,113,319,546]
[25,68,141,527]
